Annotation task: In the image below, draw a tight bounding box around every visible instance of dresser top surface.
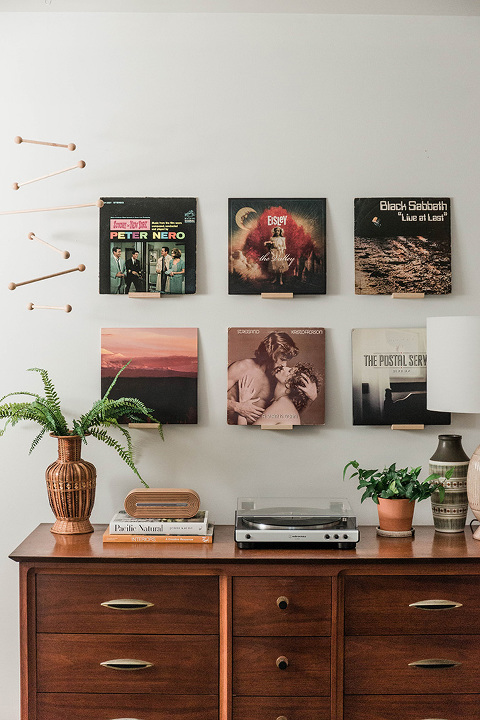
[9,524,480,564]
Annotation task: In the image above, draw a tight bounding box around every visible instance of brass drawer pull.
[408,658,461,669]
[409,599,462,611]
[101,599,154,611]
[276,655,289,670]
[276,716,288,720]
[100,658,153,671]
[277,596,289,610]
[111,718,147,720]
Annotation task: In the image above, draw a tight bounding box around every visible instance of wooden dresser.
[10,524,480,720]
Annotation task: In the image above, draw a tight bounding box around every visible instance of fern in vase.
[0,363,162,487]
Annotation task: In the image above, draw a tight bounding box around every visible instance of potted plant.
[0,364,162,535]
[343,460,449,533]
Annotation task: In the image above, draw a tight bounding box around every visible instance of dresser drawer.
[37,634,218,694]
[37,694,218,720]
[345,574,479,635]
[233,637,330,696]
[37,574,219,634]
[233,577,331,636]
[345,635,480,694]
[344,694,480,720]
[233,696,330,719]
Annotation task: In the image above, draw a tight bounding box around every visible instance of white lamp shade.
[427,316,480,414]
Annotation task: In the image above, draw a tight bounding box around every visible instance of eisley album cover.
[352,328,450,426]
[101,328,198,424]
[228,198,326,295]
[228,327,325,426]
[99,197,196,295]
[354,197,451,295]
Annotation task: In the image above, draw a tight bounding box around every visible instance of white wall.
[0,9,479,717]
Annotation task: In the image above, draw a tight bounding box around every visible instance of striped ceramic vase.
[429,434,469,533]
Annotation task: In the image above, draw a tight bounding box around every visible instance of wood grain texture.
[233,576,331,636]
[219,575,232,720]
[343,694,480,720]
[37,693,218,720]
[345,574,480,635]
[233,636,330,696]
[345,635,480,694]
[233,696,330,719]
[37,634,218,694]
[10,523,480,563]
[36,574,219,634]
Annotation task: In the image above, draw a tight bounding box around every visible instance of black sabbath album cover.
[228,198,326,295]
[354,197,451,295]
[101,328,198,424]
[352,328,450,426]
[99,197,196,295]
[228,327,325,426]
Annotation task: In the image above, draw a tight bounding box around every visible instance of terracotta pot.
[377,497,415,532]
[45,435,96,535]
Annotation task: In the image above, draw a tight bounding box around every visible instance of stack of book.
[103,510,213,544]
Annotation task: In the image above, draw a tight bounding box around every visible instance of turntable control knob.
[276,655,289,670]
[277,596,289,610]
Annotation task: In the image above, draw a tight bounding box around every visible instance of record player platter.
[235,498,359,549]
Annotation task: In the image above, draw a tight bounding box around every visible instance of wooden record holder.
[391,424,425,430]
[261,425,293,431]
[261,292,294,299]
[391,293,425,299]
[124,488,200,519]
[128,293,161,298]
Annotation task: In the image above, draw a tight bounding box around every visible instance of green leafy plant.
[0,363,163,487]
[343,460,451,504]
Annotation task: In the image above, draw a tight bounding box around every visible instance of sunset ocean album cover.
[101,328,198,424]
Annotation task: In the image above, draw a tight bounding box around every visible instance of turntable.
[235,497,359,549]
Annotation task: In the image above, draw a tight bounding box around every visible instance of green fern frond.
[29,428,47,454]
[27,368,61,409]
[26,368,69,434]
[102,361,132,401]
[0,391,40,403]
[88,427,148,487]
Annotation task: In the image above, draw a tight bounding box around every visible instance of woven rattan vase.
[46,435,96,535]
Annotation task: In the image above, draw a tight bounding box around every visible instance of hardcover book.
[228,327,325,426]
[102,525,214,544]
[352,327,451,426]
[228,198,326,295]
[109,510,209,535]
[101,327,198,424]
[354,197,451,295]
[99,197,197,295]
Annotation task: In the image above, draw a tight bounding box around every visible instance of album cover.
[228,327,325,426]
[101,328,198,424]
[228,198,326,295]
[99,197,196,295]
[352,328,450,426]
[354,198,451,295]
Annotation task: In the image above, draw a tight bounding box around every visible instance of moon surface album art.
[354,197,451,295]
[228,198,326,295]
